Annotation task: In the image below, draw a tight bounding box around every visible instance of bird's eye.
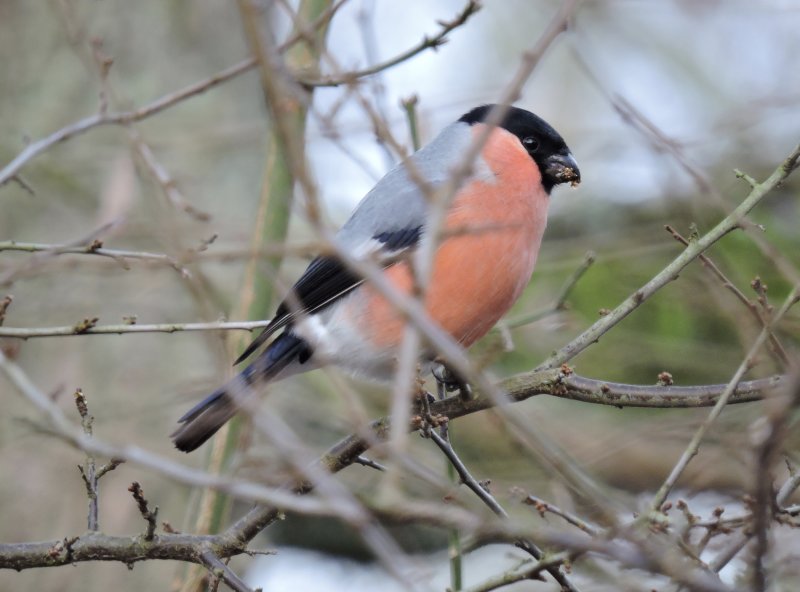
[522,136,540,152]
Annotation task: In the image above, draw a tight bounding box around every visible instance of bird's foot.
[432,363,473,401]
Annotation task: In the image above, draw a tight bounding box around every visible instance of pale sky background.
[300,0,800,220]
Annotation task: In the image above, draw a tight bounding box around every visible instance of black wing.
[233,256,360,364]
[234,225,423,365]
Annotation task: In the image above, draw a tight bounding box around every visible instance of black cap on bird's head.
[459,104,580,194]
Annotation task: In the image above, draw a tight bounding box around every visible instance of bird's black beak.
[544,152,581,187]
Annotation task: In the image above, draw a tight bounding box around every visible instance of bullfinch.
[172,104,580,452]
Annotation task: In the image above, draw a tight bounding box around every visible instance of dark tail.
[171,333,310,452]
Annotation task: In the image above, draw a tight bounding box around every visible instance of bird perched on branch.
[172,104,580,452]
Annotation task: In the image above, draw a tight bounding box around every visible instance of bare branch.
[0,532,240,572]
[664,224,789,366]
[0,57,257,187]
[0,345,784,580]
[353,456,386,472]
[463,551,572,592]
[299,1,482,87]
[73,389,124,532]
[535,142,800,372]
[0,319,272,339]
[128,482,158,542]
[199,549,255,592]
[126,127,211,222]
[428,430,582,592]
[429,430,507,518]
[522,494,601,537]
[506,251,595,329]
[648,283,800,512]
[0,349,350,516]
[0,240,188,275]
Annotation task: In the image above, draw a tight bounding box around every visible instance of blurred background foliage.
[1,0,799,590]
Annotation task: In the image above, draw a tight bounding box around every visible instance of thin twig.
[0,240,188,275]
[664,224,789,366]
[428,429,582,592]
[75,389,98,531]
[506,250,595,329]
[751,374,799,591]
[0,343,778,585]
[463,551,572,592]
[127,127,211,221]
[298,1,482,88]
[523,494,601,536]
[0,348,349,516]
[535,143,800,372]
[0,57,257,187]
[0,1,477,189]
[353,456,386,471]
[73,389,124,532]
[429,430,507,518]
[128,482,159,541]
[648,283,800,513]
[0,319,272,338]
[198,549,256,592]
[575,48,800,290]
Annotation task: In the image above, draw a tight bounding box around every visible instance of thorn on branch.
[161,521,180,534]
[751,276,774,313]
[657,371,674,386]
[0,294,12,326]
[11,174,36,195]
[73,317,99,334]
[128,482,158,541]
[734,168,759,188]
[86,239,104,253]
[47,536,79,563]
[74,388,92,435]
[97,458,125,479]
[194,233,219,253]
[784,147,800,174]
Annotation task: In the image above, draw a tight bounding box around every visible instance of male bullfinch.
[172,104,580,452]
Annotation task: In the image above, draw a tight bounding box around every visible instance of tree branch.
[0,341,783,576]
[0,319,272,339]
[647,284,799,512]
[664,224,789,366]
[0,57,257,187]
[535,142,800,372]
[198,549,255,592]
[428,430,582,592]
[0,1,479,189]
[297,0,482,87]
[0,240,189,275]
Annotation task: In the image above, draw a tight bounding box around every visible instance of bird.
[172,104,580,452]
